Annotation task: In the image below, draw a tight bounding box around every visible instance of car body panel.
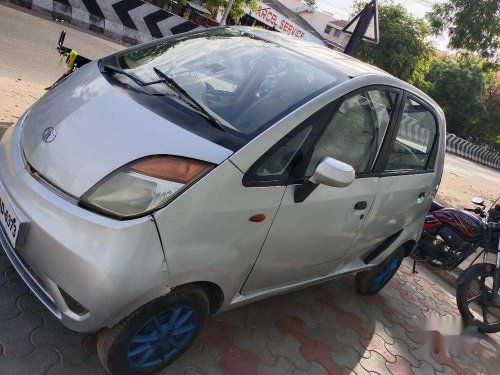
[153,159,286,306]
[21,61,233,198]
[0,121,168,332]
[240,177,379,294]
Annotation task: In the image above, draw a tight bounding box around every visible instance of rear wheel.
[456,266,500,333]
[355,247,405,295]
[97,286,209,374]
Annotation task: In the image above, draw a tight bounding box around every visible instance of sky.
[316,0,449,50]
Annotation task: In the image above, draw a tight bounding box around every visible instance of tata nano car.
[0,27,445,373]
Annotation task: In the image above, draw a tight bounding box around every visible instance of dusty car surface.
[0,27,445,374]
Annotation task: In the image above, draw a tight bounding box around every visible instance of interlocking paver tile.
[162,343,222,374]
[331,347,370,375]
[365,320,395,346]
[0,246,499,375]
[0,280,27,320]
[333,327,371,358]
[412,360,438,375]
[47,355,106,375]
[409,340,445,372]
[384,338,420,367]
[385,355,411,375]
[17,293,61,330]
[267,335,312,371]
[31,324,89,365]
[234,328,278,367]
[258,356,297,375]
[0,255,11,286]
[359,350,389,374]
[0,346,60,374]
[0,311,44,357]
[361,334,396,363]
[293,362,328,375]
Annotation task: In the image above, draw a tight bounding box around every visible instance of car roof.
[234,26,392,78]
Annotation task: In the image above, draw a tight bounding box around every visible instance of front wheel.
[456,265,500,333]
[355,246,405,295]
[97,286,209,374]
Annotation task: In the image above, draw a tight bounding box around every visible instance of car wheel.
[355,246,404,295]
[97,286,209,374]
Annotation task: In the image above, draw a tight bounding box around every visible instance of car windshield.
[110,28,345,139]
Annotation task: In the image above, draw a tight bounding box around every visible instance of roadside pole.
[219,0,236,26]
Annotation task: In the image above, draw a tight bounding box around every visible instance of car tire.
[97,286,209,375]
[355,246,405,295]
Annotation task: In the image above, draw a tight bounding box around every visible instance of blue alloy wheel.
[127,306,198,369]
[373,255,400,289]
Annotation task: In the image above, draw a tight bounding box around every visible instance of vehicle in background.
[45,30,90,91]
[454,197,500,333]
[415,197,500,271]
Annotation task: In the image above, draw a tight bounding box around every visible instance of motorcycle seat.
[430,201,445,212]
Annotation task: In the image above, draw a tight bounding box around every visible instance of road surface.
[444,153,499,186]
[0,2,124,85]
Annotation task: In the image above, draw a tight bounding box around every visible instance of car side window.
[243,102,337,186]
[384,97,437,171]
[304,90,397,175]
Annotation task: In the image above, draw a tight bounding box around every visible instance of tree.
[426,0,500,58]
[304,0,317,7]
[352,2,433,82]
[205,0,257,23]
[425,57,487,137]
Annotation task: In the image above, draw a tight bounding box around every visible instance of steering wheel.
[203,82,222,107]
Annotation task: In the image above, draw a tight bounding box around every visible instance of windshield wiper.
[102,65,165,87]
[152,67,225,131]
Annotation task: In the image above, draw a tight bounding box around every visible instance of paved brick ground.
[0,249,499,374]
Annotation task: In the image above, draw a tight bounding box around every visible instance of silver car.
[0,27,445,374]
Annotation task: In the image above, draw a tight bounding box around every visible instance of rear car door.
[241,87,402,294]
[351,93,440,254]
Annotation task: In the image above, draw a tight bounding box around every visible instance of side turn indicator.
[249,214,267,222]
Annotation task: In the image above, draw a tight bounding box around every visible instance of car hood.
[21,61,232,198]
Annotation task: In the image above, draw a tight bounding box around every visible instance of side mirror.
[294,157,355,203]
[471,197,485,206]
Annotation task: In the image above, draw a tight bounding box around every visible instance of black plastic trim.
[363,230,403,264]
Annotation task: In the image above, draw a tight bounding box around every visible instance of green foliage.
[426,0,500,58]
[353,2,433,82]
[424,57,499,147]
[205,0,258,23]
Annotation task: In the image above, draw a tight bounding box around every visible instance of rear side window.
[304,89,397,175]
[385,97,437,171]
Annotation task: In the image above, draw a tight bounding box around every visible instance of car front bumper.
[0,113,169,332]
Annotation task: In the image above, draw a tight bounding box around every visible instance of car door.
[350,94,440,254]
[241,87,402,294]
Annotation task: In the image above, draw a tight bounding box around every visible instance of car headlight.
[81,155,213,219]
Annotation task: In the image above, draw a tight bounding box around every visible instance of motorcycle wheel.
[456,266,500,333]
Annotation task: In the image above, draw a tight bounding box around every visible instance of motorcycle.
[413,196,500,333]
[413,196,500,271]
[45,30,91,91]
[456,201,500,333]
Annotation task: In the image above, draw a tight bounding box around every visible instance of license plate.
[0,185,26,247]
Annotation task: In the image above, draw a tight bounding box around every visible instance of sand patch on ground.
[0,76,45,127]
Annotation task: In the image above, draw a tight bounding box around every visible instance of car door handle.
[354,201,367,210]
